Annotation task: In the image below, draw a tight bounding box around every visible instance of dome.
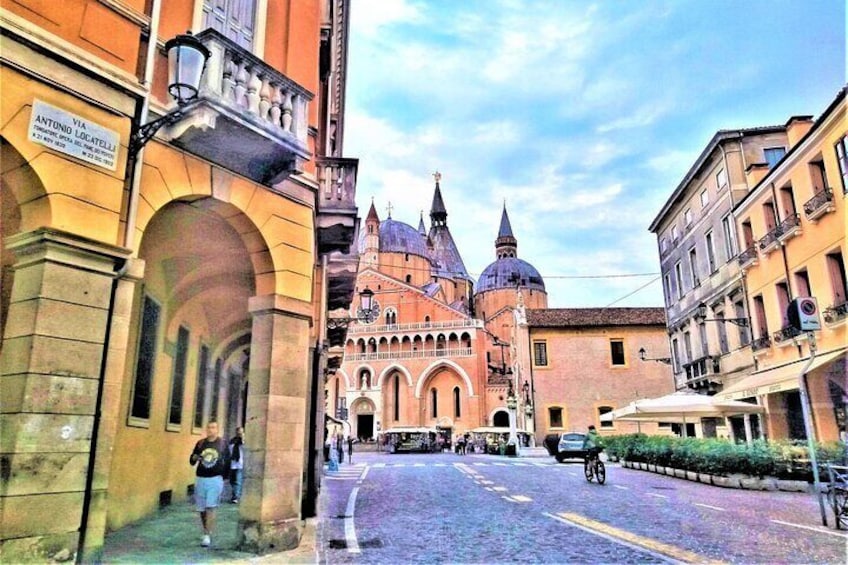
[476,257,545,293]
[378,218,431,258]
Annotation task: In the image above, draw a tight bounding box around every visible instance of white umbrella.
[600,391,764,424]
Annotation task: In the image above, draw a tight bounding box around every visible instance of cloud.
[351,0,424,37]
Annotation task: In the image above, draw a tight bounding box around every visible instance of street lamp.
[694,302,748,327]
[638,347,672,365]
[130,32,210,155]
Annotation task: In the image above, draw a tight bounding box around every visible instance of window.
[753,295,768,338]
[716,312,729,354]
[131,295,161,421]
[684,208,693,226]
[671,225,680,242]
[533,341,548,367]
[700,189,709,208]
[722,215,737,259]
[809,159,828,192]
[549,407,563,428]
[705,231,717,273]
[764,147,786,169]
[202,0,257,50]
[663,274,673,305]
[168,326,188,426]
[660,237,668,253]
[776,282,791,327]
[453,387,461,418]
[393,374,400,421]
[740,219,754,249]
[734,300,750,345]
[716,168,728,190]
[405,274,412,283]
[430,388,438,418]
[689,247,699,287]
[609,339,625,366]
[762,201,777,231]
[671,338,681,373]
[836,135,848,193]
[780,185,797,216]
[210,358,222,422]
[826,251,848,306]
[795,269,811,298]
[598,406,614,429]
[675,262,684,298]
[193,344,210,429]
[698,322,709,357]
[683,331,693,364]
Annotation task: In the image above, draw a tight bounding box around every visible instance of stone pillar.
[0,228,129,563]
[743,414,753,446]
[239,294,313,553]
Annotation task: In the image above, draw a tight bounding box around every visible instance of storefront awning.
[719,348,846,401]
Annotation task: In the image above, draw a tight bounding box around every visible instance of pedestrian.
[347,436,354,464]
[189,421,230,548]
[228,426,245,504]
[337,433,344,464]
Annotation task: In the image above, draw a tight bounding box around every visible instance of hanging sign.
[28,99,120,171]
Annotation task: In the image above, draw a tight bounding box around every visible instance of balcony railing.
[824,300,848,324]
[773,325,803,343]
[348,319,483,335]
[682,355,721,383]
[737,245,758,269]
[803,187,835,222]
[168,29,312,185]
[751,335,772,352]
[316,157,359,255]
[344,347,474,362]
[775,213,801,244]
[758,226,781,254]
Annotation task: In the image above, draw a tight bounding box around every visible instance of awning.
[719,348,846,401]
[600,391,764,423]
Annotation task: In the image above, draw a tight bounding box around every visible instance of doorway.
[357,414,374,440]
[493,410,509,427]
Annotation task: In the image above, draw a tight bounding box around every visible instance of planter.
[686,471,698,482]
[674,468,687,479]
[760,477,778,491]
[639,462,647,471]
[711,476,742,489]
[657,466,666,475]
[665,466,676,477]
[739,477,762,490]
[698,473,713,485]
[775,479,809,493]
[648,464,657,473]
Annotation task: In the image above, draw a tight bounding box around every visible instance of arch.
[378,364,413,387]
[491,409,510,428]
[0,137,51,235]
[378,336,389,351]
[415,359,475,398]
[336,368,353,390]
[351,364,375,389]
[356,338,366,353]
[351,396,376,414]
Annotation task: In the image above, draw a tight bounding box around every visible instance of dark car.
[555,432,587,463]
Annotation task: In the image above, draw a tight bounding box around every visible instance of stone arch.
[0,136,51,234]
[337,368,352,390]
[378,364,413,388]
[415,359,475,398]
[352,364,375,389]
[490,408,510,427]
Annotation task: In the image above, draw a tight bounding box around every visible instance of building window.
[740,219,754,250]
[549,407,563,428]
[780,185,797,216]
[716,311,729,354]
[836,135,848,193]
[431,388,438,418]
[763,201,777,231]
[826,250,848,306]
[533,341,548,367]
[716,168,728,190]
[202,0,257,50]
[193,344,210,429]
[130,295,161,421]
[683,331,693,364]
[734,300,750,345]
[705,231,717,273]
[721,215,736,260]
[753,295,768,338]
[684,208,693,226]
[688,247,699,287]
[764,147,786,169]
[210,358,222,422]
[698,322,709,357]
[776,281,791,327]
[795,269,811,298]
[393,374,400,421]
[671,225,680,242]
[675,262,684,298]
[405,274,412,283]
[671,338,681,373]
[598,406,614,428]
[660,237,668,254]
[700,188,709,208]
[610,339,625,366]
[663,274,673,306]
[453,386,461,418]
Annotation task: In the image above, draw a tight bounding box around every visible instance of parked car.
[555,432,587,463]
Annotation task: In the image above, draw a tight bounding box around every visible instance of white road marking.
[359,467,369,482]
[693,503,724,512]
[344,487,360,554]
[371,463,385,468]
[771,520,848,539]
[325,476,359,480]
[393,463,405,467]
[567,472,578,476]
[493,487,508,492]
[485,487,493,491]
[613,485,629,491]
[647,493,668,499]
[413,463,425,467]
[480,480,494,485]
[511,495,532,502]
[435,463,447,467]
[513,463,529,467]
[474,462,487,466]
[494,463,508,466]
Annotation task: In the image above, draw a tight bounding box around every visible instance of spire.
[495,204,518,259]
[366,198,379,223]
[418,210,427,235]
[430,171,447,227]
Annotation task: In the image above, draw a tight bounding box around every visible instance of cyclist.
[583,425,604,463]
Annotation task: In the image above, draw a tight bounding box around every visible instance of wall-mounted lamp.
[638,347,672,365]
[694,302,748,327]
[130,32,210,155]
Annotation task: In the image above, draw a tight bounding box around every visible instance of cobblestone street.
[318,452,847,564]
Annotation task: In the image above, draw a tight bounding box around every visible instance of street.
[318,452,847,564]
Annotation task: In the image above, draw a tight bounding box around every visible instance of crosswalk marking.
[646,493,668,499]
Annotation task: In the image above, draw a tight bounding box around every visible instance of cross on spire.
[386,201,393,218]
[433,171,442,183]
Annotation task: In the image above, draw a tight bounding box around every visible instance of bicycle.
[584,449,606,485]
[826,464,848,529]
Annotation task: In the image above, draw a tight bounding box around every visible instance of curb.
[621,460,813,493]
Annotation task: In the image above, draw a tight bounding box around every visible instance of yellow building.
[721,86,847,442]
[1,0,359,561]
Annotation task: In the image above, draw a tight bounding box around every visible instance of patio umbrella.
[600,391,764,425]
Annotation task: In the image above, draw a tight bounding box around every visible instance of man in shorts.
[190,421,230,547]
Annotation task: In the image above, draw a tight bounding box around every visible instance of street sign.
[787,297,821,331]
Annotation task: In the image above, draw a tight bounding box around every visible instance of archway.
[492,410,510,428]
[351,397,376,441]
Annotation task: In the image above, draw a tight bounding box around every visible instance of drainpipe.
[77,2,162,562]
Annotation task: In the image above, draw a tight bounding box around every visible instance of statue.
[361,373,368,390]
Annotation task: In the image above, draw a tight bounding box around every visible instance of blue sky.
[344,0,846,308]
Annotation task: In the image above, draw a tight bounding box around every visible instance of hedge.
[604,434,847,479]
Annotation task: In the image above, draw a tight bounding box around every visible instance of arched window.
[405,274,412,283]
[431,388,438,418]
[393,374,400,421]
[359,369,371,390]
[424,315,431,324]
[453,386,461,418]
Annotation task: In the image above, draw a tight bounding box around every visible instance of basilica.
[327,175,548,442]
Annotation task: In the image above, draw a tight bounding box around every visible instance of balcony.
[775,213,801,244]
[348,318,483,335]
[757,226,781,255]
[803,187,835,222]
[824,300,848,325]
[317,157,359,255]
[682,355,722,391]
[751,335,772,353]
[166,29,312,185]
[344,347,474,362]
[737,245,758,269]
[773,325,803,344]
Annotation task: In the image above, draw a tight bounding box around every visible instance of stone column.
[0,228,129,563]
[239,294,313,553]
[743,414,753,446]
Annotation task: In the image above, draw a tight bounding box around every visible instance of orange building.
[1,0,358,560]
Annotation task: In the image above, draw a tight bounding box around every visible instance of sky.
[343,0,846,308]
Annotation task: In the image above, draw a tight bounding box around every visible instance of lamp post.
[694,302,749,327]
[506,380,519,456]
[638,347,672,364]
[129,32,210,155]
